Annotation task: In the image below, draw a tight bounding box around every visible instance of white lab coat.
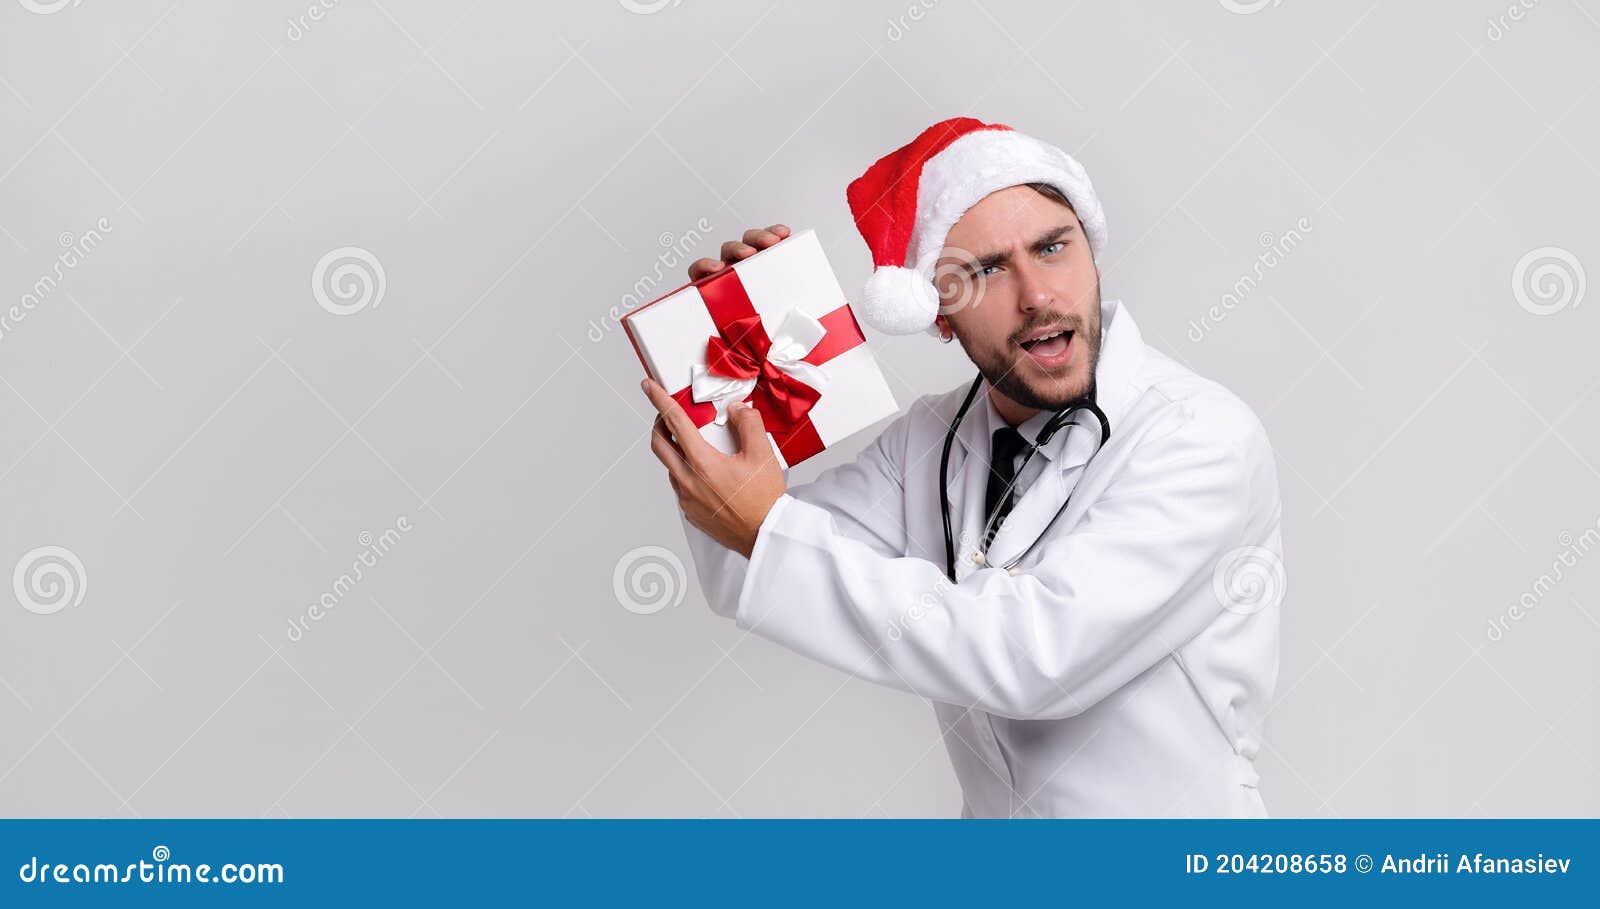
[680,298,1284,817]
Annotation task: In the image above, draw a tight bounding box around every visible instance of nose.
[1013,259,1053,315]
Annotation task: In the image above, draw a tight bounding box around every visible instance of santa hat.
[845,117,1107,335]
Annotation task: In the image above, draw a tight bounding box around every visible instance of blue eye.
[1042,242,1064,256]
[980,264,1001,277]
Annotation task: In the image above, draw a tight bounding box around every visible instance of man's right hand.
[687,224,791,281]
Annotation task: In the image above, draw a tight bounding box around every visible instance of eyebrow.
[963,223,1077,275]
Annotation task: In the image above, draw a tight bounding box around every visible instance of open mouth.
[1017,327,1075,366]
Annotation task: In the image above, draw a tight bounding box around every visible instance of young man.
[642,118,1284,817]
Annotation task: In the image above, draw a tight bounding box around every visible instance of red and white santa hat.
[845,117,1107,335]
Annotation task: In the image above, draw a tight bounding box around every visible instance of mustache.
[1008,314,1081,346]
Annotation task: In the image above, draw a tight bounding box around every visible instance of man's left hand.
[643,378,785,558]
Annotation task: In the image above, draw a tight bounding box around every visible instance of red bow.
[667,267,865,465]
[703,314,823,427]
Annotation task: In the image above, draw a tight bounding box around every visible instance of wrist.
[738,491,787,558]
[736,491,781,557]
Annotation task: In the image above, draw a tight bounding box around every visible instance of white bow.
[690,309,831,425]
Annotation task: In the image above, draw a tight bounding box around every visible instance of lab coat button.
[972,552,986,566]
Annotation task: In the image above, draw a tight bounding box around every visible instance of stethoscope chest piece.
[970,550,1020,576]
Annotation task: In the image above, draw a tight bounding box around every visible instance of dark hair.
[1026,181,1075,211]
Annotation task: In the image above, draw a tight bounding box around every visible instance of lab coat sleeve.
[732,406,1267,721]
[679,408,913,620]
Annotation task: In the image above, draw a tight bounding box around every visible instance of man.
[641,118,1284,817]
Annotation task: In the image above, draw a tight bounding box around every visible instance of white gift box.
[622,229,898,467]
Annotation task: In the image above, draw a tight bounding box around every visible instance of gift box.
[621,229,898,467]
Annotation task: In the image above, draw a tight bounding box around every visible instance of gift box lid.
[620,229,851,387]
[618,228,899,467]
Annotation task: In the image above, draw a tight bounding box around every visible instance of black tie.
[983,426,1031,548]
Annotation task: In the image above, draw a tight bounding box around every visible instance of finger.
[687,257,725,281]
[650,415,690,473]
[720,240,757,263]
[655,420,715,492]
[641,378,715,462]
[742,228,781,250]
[651,424,687,477]
[727,400,769,458]
[768,223,790,239]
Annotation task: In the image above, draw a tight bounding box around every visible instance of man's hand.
[644,378,785,559]
[643,222,792,556]
[687,223,790,280]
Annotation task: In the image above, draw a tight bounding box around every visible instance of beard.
[955,285,1103,411]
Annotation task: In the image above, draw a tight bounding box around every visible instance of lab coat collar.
[951,298,1146,468]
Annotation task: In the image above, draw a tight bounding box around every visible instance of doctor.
[642,118,1285,818]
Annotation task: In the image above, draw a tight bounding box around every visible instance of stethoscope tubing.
[939,372,1111,582]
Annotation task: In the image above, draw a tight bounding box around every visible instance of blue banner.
[2,819,1593,905]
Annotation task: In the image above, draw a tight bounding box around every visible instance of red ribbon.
[669,267,865,465]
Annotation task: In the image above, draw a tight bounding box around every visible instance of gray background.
[1,0,1596,818]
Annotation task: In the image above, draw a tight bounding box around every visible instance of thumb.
[728,400,768,456]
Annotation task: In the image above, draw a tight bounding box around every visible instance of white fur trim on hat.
[860,265,940,336]
[906,129,1106,286]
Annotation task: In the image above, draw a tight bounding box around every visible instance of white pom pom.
[858,266,939,335]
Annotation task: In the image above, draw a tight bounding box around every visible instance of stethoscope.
[938,373,1111,582]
